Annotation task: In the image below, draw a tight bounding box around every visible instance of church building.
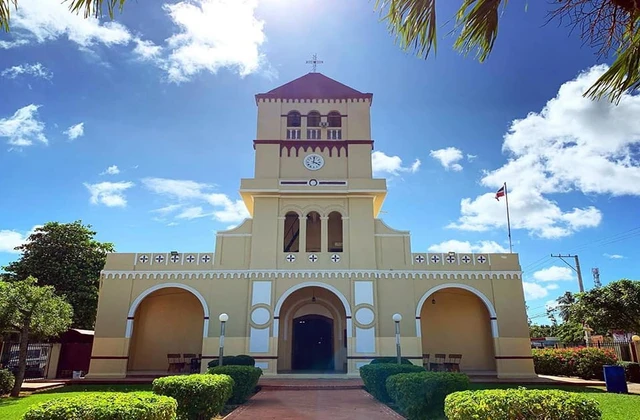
[88,72,535,378]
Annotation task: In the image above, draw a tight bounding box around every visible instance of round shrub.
[444,388,602,420]
[386,371,470,420]
[0,369,15,395]
[370,357,414,365]
[153,374,233,420]
[619,361,640,383]
[22,392,176,420]
[207,354,256,368]
[209,365,263,404]
[359,363,425,402]
[533,347,617,379]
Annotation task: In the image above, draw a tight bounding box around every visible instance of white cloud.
[371,151,421,176]
[1,63,52,80]
[523,282,550,300]
[143,177,249,223]
[546,284,560,290]
[545,299,559,310]
[467,154,477,162]
[0,104,47,148]
[0,226,40,253]
[101,165,120,175]
[427,240,508,253]
[533,266,574,282]
[430,147,464,171]
[604,253,625,259]
[133,39,162,60]
[64,122,84,140]
[448,65,640,238]
[0,39,29,49]
[161,0,267,83]
[84,181,134,207]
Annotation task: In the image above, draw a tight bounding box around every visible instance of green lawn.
[0,385,152,420]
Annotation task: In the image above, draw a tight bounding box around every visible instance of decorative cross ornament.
[308,254,318,262]
[446,255,456,264]
[286,254,296,262]
[306,53,323,72]
[185,255,195,263]
[430,254,440,263]
[139,255,149,263]
[415,255,425,263]
[154,254,165,263]
[331,254,341,263]
[461,255,471,264]
[201,255,211,263]
[170,254,180,263]
[477,255,487,264]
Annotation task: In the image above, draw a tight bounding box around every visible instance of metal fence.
[0,342,52,380]
[543,341,635,362]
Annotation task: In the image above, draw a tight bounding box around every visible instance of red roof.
[256,73,373,103]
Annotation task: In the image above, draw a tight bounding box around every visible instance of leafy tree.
[1,0,638,101]
[556,291,576,323]
[529,324,556,338]
[556,321,587,343]
[570,279,640,334]
[2,221,114,329]
[0,277,73,397]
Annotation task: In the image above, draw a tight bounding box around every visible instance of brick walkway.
[224,389,404,420]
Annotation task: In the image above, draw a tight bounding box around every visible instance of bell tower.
[240,72,387,270]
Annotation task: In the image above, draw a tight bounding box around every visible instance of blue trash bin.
[603,365,628,394]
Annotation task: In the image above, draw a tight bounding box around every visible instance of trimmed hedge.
[386,371,470,420]
[0,368,14,395]
[208,365,263,404]
[207,354,255,368]
[152,374,233,420]
[444,388,602,420]
[22,392,177,420]
[359,363,424,402]
[619,361,640,383]
[532,347,617,379]
[370,357,414,365]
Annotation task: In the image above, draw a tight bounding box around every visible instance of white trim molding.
[126,283,210,338]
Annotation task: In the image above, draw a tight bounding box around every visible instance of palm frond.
[1,0,18,32]
[453,0,506,62]
[375,0,438,58]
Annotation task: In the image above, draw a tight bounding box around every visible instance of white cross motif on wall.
[139,255,149,263]
[308,254,318,262]
[446,255,456,264]
[286,254,296,262]
[185,255,195,263]
[415,255,425,263]
[201,255,211,263]
[170,254,180,263]
[430,255,440,263]
[331,254,341,263]
[477,255,487,264]
[461,255,471,264]
[155,255,165,263]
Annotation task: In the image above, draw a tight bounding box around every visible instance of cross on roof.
[306,54,323,72]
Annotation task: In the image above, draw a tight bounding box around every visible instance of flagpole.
[504,182,513,253]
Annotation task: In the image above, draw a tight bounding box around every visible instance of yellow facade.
[88,73,535,379]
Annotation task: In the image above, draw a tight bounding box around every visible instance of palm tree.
[1,0,638,102]
[556,291,576,323]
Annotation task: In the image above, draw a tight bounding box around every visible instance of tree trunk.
[10,323,30,397]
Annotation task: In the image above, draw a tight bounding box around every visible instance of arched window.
[306,211,321,252]
[307,111,321,127]
[287,111,301,127]
[328,111,342,128]
[327,212,343,252]
[283,212,300,252]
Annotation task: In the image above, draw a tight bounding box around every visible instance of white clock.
[303,154,324,171]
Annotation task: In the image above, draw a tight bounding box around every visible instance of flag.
[495,185,505,201]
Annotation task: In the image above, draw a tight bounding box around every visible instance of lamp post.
[218,313,229,366]
[631,335,640,363]
[392,313,402,364]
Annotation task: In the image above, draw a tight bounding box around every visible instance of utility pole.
[550,254,589,345]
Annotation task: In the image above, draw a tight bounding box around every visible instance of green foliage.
[619,362,640,383]
[386,371,470,420]
[22,392,177,420]
[532,347,618,379]
[2,221,114,329]
[152,374,233,420]
[206,354,255,368]
[529,324,556,338]
[370,357,414,365]
[359,363,424,402]
[208,365,262,404]
[0,369,15,395]
[444,388,602,420]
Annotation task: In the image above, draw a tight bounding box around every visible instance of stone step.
[259,378,365,390]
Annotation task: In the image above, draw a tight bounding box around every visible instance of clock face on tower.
[303,154,324,171]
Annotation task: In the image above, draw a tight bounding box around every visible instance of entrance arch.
[126,283,208,372]
[275,284,350,373]
[417,283,497,373]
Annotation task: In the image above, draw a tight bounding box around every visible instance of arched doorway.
[127,286,206,373]
[276,286,348,373]
[418,285,496,373]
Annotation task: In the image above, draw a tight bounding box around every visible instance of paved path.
[225,390,404,420]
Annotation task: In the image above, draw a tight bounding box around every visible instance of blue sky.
[1,0,639,323]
